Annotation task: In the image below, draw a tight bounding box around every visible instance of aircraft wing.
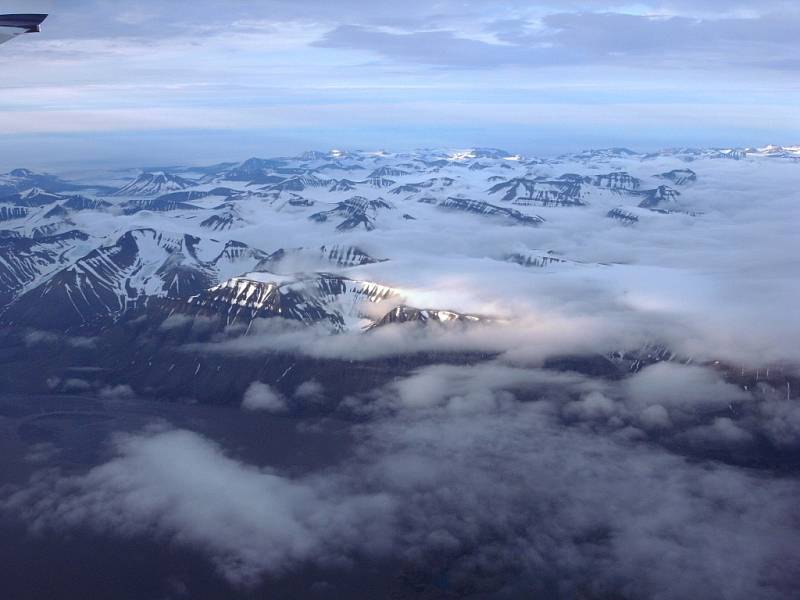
[0,14,47,46]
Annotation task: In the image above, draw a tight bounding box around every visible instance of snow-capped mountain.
[0,142,796,421]
[606,207,640,224]
[200,203,246,231]
[266,174,333,193]
[61,196,113,211]
[656,169,697,185]
[215,157,287,182]
[433,197,545,225]
[0,142,796,339]
[488,177,588,206]
[2,229,270,329]
[257,245,386,272]
[0,230,91,307]
[111,172,198,197]
[309,196,395,231]
[504,251,568,269]
[1,188,66,208]
[369,306,484,329]
[0,168,92,196]
[593,172,641,191]
[449,148,516,160]
[177,272,399,331]
[0,205,28,222]
[635,185,681,209]
[123,195,205,214]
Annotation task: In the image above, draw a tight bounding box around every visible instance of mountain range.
[0,143,796,403]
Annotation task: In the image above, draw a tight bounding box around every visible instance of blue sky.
[1,0,798,167]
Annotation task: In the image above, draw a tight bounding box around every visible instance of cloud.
[684,416,754,445]
[23,330,97,349]
[1,0,798,158]
[316,11,800,70]
[185,311,646,365]
[624,363,751,424]
[60,378,93,393]
[1,427,396,586]
[294,380,326,402]
[241,382,288,413]
[5,395,799,597]
[752,391,800,447]
[98,384,138,401]
[314,25,557,68]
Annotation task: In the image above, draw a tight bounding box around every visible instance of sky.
[0,0,799,166]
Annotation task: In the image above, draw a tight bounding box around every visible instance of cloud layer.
[0,0,797,165]
[5,364,799,598]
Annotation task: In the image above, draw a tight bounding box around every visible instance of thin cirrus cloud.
[0,0,797,162]
[316,12,800,70]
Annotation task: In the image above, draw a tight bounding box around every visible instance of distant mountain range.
[0,143,797,402]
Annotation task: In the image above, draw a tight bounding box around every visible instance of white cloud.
[294,380,325,402]
[98,384,138,401]
[242,382,288,413]
[5,403,799,597]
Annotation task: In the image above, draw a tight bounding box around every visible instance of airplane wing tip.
[0,14,48,43]
[0,13,49,32]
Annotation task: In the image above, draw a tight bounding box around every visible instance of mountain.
[748,144,800,159]
[297,150,330,162]
[364,176,396,189]
[309,197,394,231]
[266,175,332,192]
[43,205,70,219]
[1,188,65,208]
[321,244,386,267]
[31,219,78,240]
[175,272,399,331]
[1,142,797,341]
[111,172,197,197]
[245,173,285,186]
[658,147,742,160]
[607,207,639,224]
[0,205,28,222]
[657,169,697,185]
[368,166,410,178]
[0,168,89,195]
[0,230,91,309]
[487,177,588,206]
[62,196,113,211]
[329,179,358,192]
[434,197,545,226]
[593,172,641,191]
[316,163,365,173]
[200,203,246,231]
[389,177,456,196]
[0,143,796,430]
[635,185,681,209]
[450,148,514,160]
[369,306,484,328]
[2,229,270,330]
[123,194,205,214]
[216,157,287,182]
[563,147,639,161]
[256,245,386,272]
[505,251,568,269]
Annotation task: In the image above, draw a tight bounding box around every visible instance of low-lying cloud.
[241,382,288,413]
[4,363,799,597]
